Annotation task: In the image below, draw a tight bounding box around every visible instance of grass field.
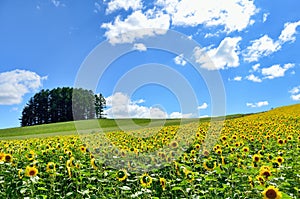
[0,114,245,139]
[1,105,298,198]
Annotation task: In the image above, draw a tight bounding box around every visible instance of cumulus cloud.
[105,92,194,118]
[101,10,170,44]
[243,20,300,62]
[174,54,187,66]
[246,74,262,83]
[197,102,208,110]
[106,0,143,14]
[261,63,294,79]
[289,86,300,101]
[133,43,147,51]
[252,63,260,72]
[194,37,242,70]
[246,101,269,108]
[0,69,47,105]
[169,112,193,118]
[102,0,258,43]
[243,35,281,62]
[233,76,242,81]
[279,20,300,43]
[156,0,257,32]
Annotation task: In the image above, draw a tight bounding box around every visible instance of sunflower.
[90,158,99,170]
[252,154,260,162]
[203,159,216,171]
[46,162,56,174]
[4,154,12,163]
[170,141,178,149]
[140,173,152,188]
[69,157,76,167]
[199,148,208,156]
[256,175,265,186]
[242,147,250,153]
[190,150,196,157]
[215,148,222,155]
[80,146,86,153]
[260,169,271,179]
[159,178,167,190]
[262,186,282,199]
[26,151,35,161]
[194,144,201,150]
[248,176,254,188]
[117,169,128,182]
[185,170,194,182]
[276,156,284,165]
[25,166,38,177]
[0,153,5,161]
[277,139,284,145]
[67,167,72,178]
[18,169,24,179]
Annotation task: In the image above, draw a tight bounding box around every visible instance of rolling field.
[0,104,299,198]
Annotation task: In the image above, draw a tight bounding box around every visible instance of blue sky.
[0,0,300,129]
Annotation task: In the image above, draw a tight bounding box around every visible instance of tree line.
[20,87,106,127]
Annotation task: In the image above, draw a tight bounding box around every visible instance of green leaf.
[66,192,73,197]
[37,187,48,191]
[171,187,183,191]
[281,192,292,199]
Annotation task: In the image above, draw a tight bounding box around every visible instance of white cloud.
[246,101,269,108]
[289,86,300,101]
[261,63,294,79]
[157,0,257,33]
[279,20,300,43]
[197,102,208,110]
[233,76,242,81]
[194,37,242,70]
[169,112,193,118]
[244,20,300,62]
[174,54,187,66]
[101,10,170,44]
[133,43,147,51]
[0,69,47,105]
[106,0,143,14]
[263,13,269,23]
[246,74,262,83]
[291,94,300,101]
[243,35,281,62]
[105,92,196,118]
[289,86,300,94]
[252,63,260,72]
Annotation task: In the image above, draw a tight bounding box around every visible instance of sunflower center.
[5,156,11,161]
[266,189,277,199]
[29,170,36,176]
[142,176,150,183]
[118,171,125,178]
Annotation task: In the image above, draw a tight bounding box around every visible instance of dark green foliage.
[20,87,106,127]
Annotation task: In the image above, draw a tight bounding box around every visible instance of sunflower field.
[0,104,299,199]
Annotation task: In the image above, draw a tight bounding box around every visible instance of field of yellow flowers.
[0,104,299,198]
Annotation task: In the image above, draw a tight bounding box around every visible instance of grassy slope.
[0,113,248,139]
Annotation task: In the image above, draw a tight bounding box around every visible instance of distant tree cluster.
[20,87,106,127]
